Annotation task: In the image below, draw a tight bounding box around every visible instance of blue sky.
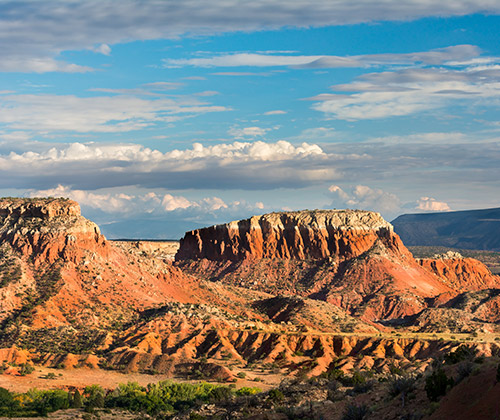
[1,1,500,238]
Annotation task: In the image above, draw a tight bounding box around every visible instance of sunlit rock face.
[176,209,398,262]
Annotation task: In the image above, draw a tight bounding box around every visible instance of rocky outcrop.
[176,210,455,322]
[176,210,400,262]
[0,197,106,266]
[0,198,202,335]
[418,253,500,292]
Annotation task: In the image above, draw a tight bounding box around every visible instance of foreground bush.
[425,369,454,401]
[0,381,263,417]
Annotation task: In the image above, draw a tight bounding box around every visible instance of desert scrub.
[341,403,370,420]
[17,326,107,354]
[388,375,417,408]
[425,368,454,401]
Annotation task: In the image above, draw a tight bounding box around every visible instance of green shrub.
[235,387,261,396]
[268,388,285,404]
[19,362,35,376]
[0,387,18,416]
[71,389,83,408]
[425,369,454,401]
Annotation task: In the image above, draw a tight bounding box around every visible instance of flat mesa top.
[0,197,81,219]
[211,209,393,232]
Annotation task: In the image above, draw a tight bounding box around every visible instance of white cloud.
[195,91,220,96]
[161,194,193,211]
[2,2,500,73]
[264,110,287,115]
[228,126,270,138]
[91,43,111,55]
[415,197,451,212]
[312,64,500,120]
[0,57,92,73]
[142,82,183,91]
[29,185,266,225]
[367,132,468,144]
[164,45,481,69]
[0,140,335,191]
[329,184,401,215]
[0,93,228,133]
[211,72,269,76]
[164,53,360,68]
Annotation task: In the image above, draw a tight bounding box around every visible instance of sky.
[1,1,500,239]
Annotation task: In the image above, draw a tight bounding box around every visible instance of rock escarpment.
[0,198,202,335]
[176,210,456,322]
[418,251,500,292]
[0,198,106,265]
[176,210,402,262]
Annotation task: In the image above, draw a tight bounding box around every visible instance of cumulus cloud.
[3,1,499,73]
[415,197,451,212]
[30,184,233,214]
[0,140,336,191]
[0,93,228,133]
[29,184,269,238]
[328,185,401,215]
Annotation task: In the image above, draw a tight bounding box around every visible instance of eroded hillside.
[1,199,500,394]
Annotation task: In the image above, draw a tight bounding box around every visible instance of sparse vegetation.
[341,403,370,420]
[425,368,454,401]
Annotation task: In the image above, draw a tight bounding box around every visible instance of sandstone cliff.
[0,198,106,266]
[176,210,457,322]
[176,210,400,262]
[0,198,206,339]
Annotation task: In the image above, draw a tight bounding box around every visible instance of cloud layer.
[2,1,500,73]
[164,45,480,69]
[0,93,228,133]
[0,140,335,190]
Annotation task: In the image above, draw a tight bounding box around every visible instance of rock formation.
[0,198,205,336]
[176,210,397,261]
[177,210,457,322]
[418,252,499,292]
[0,198,107,266]
[2,200,500,386]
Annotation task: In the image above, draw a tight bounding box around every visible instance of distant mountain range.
[392,207,500,251]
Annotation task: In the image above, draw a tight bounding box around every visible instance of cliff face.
[0,198,106,266]
[176,210,456,322]
[0,198,202,334]
[176,210,403,262]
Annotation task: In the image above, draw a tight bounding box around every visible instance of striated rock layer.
[417,253,499,292]
[176,210,396,262]
[0,198,207,334]
[0,197,107,266]
[176,210,462,322]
